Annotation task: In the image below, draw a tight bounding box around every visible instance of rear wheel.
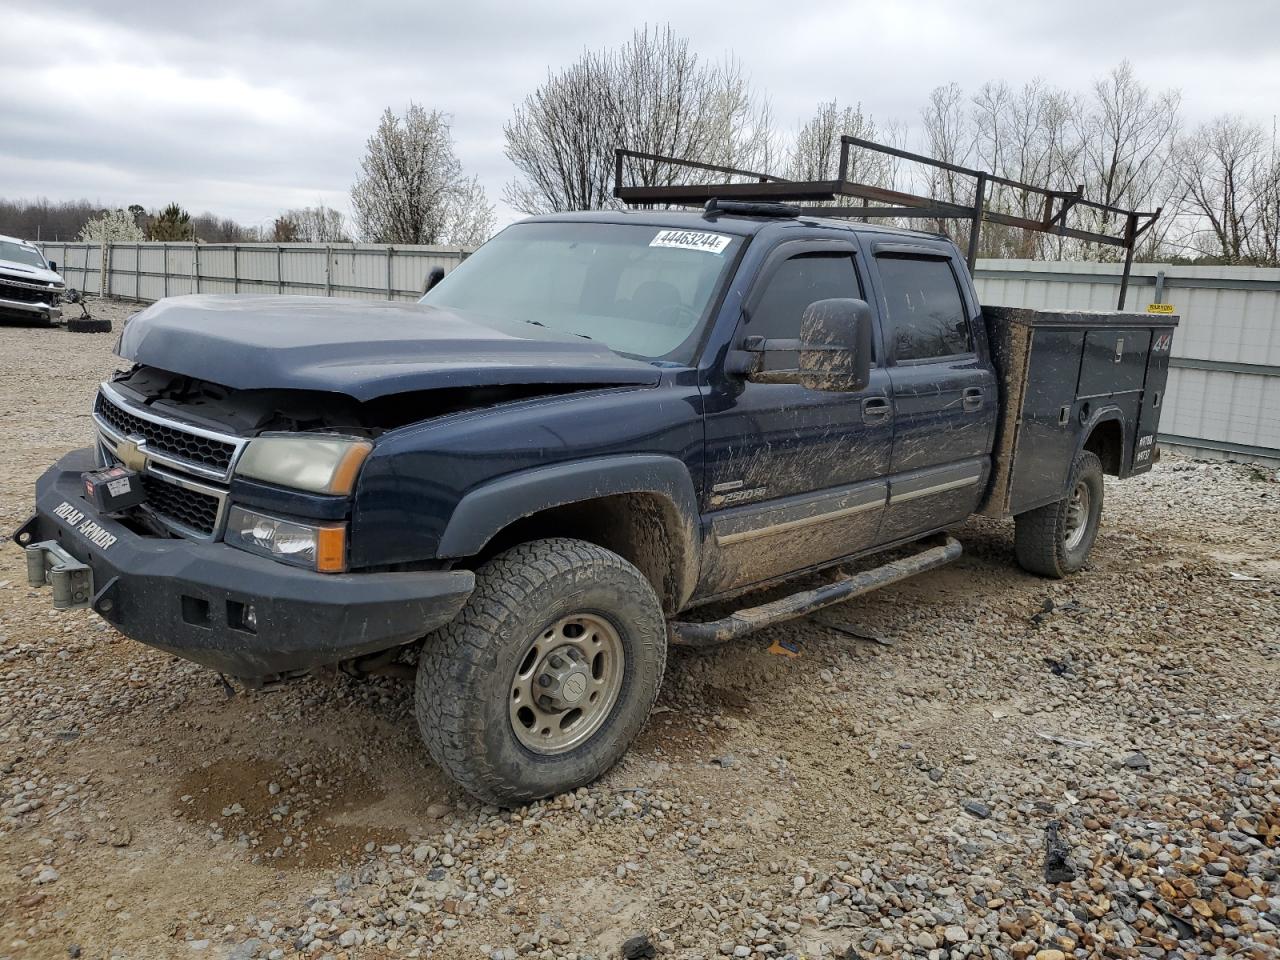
[415,538,667,805]
[1014,451,1104,578]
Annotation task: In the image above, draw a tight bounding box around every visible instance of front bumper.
[0,296,60,321]
[15,449,475,678]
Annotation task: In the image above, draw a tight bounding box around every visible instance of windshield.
[421,221,743,361]
[0,241,47,269]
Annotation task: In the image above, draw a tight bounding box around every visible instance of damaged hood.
[0,258,63,287]
[116,295,662,401]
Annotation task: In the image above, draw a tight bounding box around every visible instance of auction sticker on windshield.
[650,230,732,254]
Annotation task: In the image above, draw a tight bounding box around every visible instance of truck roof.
[522,209,950,243]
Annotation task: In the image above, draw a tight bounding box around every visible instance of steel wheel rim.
[1063,481,1090,550]
[508,613,625,755]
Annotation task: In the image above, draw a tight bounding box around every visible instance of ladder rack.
[613,137,1161,310]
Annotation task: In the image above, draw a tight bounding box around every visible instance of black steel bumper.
[15,450,475,678]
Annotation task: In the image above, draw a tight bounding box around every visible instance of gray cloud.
[6,0,1277,234]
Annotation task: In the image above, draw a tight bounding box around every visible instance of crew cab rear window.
[876,255,972,361]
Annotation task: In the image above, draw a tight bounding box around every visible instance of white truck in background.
[0,235,66,325]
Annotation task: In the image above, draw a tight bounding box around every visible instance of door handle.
[862,397,892,423]
[962,387,984,412]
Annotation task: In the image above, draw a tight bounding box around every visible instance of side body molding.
[436,454,703,605]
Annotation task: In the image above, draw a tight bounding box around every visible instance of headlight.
[225,505,347,573]
[235,436,372,495]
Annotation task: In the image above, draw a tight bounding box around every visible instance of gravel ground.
[0,299,1277,960]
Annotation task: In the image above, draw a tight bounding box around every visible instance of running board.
[668,535,962,648]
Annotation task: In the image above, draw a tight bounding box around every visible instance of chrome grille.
[0,276,54,304]
[93,382,244,541]
[141,473,220,536]
[96,391,237,472]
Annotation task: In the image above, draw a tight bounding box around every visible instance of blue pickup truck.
[16,203,1177,804]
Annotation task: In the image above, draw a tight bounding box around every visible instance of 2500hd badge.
[53,500,118,551]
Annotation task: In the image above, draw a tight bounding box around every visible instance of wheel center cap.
[561,672,588,704]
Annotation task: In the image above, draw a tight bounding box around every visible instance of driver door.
[698,241,893,596]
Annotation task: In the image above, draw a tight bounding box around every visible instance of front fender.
[347,377,705,572]
[437,454,699,558]
[437,455,702,607]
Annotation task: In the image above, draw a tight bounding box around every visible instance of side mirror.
[798,298,873,392]
[47,260,58,273]
[423,266,445,293]
[737,298,873,392]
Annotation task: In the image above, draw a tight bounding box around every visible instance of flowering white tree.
[351,104,495,246]
[78,209,144,243]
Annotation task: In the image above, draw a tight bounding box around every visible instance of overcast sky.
[6,0,1278,234]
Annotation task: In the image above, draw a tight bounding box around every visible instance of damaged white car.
[0,235,66,324]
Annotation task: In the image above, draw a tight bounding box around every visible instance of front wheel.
[1013,451,1104,578]
[415,538,667,805]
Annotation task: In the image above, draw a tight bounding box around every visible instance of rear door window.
[876,255,973,362]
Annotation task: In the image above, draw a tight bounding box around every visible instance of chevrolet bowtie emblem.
[116,438,147,472]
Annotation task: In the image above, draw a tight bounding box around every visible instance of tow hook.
[24,540,94,609]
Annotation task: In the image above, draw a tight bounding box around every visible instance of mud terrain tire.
[1014,450,1104,578]
[415,538,667,805]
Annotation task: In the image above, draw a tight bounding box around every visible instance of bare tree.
[784,100,898,222]
[1173,115,1279,265]
[970,80,1084,258]
[281,205,350,243]
[919,82,975,244]
[907,65,1182,262]
[503,26,775,215]
[352,104,496,245]
[787,100,888,183]
[1074,62,1180,258]
[1253,125,1280,266]
[189,212,259,242]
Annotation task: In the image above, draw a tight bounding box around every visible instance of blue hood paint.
[116,295,661,401]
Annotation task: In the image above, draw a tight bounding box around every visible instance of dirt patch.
[173,755,397,870]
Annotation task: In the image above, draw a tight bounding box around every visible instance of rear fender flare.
[1074,406,1127,486]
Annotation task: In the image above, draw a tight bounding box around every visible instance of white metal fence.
[37,241,469,303]
[35,243,1280,464]
[973,260,1280,464]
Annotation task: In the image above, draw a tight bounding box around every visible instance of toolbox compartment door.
[1006,329,1085,516]
[980,306,1179,519]
[1131,330,1174,474]
[1078,328,1150,397]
